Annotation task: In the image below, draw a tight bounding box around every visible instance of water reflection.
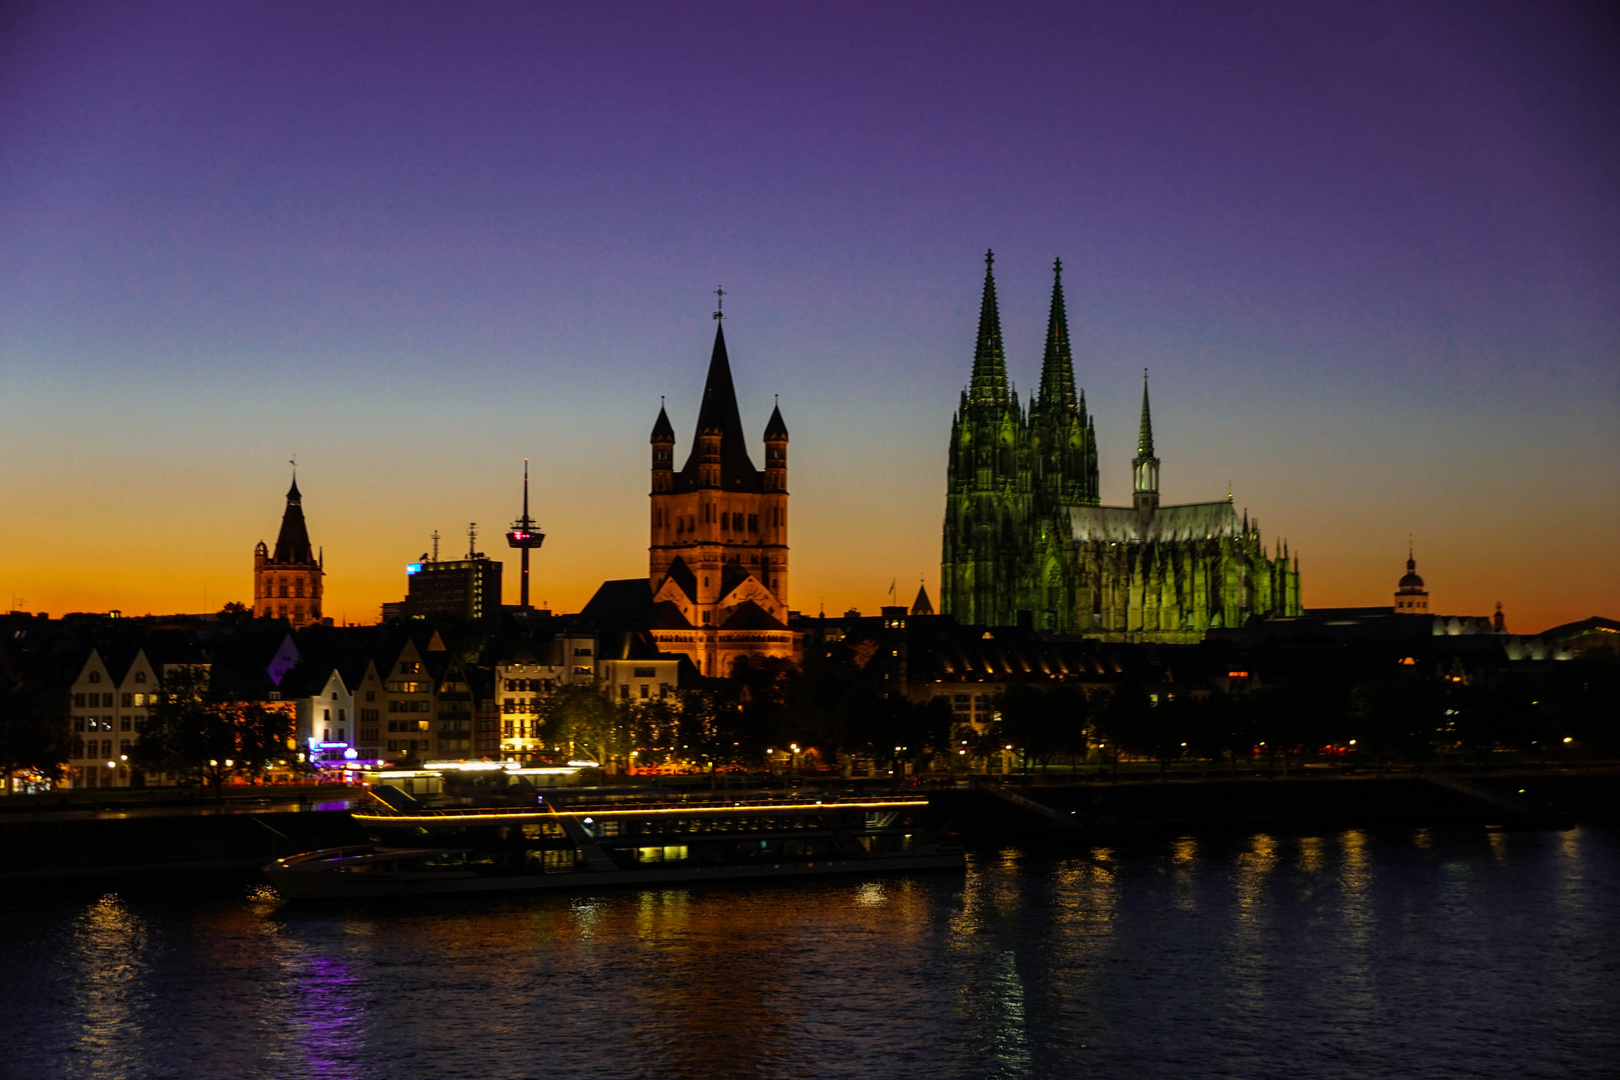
[290,953,365,1079]
[4,828,1615,1080]
[71,893,149,1072]
[1296,834,1324,874]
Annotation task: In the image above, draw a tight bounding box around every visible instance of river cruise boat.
[265,786,964,899]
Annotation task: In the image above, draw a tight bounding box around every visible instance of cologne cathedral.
[941,253,1301,643]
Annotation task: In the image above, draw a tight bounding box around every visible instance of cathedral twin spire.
[967,250,1084,417]
[1038,258,1078,411]
[969,250,1011,405]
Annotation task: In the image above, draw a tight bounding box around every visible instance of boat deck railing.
[358,790,930,822]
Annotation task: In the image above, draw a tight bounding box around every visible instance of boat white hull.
[266,848,965,900]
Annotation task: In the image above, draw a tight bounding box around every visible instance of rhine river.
[1,826,1615,1079]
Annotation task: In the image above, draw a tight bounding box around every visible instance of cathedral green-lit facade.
[941,252,1302,643]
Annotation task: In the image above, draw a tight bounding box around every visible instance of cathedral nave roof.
[1067,499,1241,544]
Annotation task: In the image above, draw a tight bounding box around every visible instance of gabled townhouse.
[286,664,356,770]
[362,631,476,763]
[67,647,156,788]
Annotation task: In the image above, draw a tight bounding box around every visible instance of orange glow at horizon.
[4,444,1613,638]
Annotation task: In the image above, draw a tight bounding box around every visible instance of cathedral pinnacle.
[969,249,1010,404]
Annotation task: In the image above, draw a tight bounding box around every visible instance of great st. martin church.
[941,253,1302,642]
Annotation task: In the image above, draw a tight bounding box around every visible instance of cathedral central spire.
[969,249,1010,404]
[1137,369,1155,458]
[1037,258,1077,410]
[1132,370,1160,514]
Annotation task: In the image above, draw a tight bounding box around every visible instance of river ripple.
[1,826,1615,1079]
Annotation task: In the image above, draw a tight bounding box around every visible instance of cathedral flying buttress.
[941,253,1301,642]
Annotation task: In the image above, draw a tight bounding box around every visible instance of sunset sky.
[2,1,1616,633]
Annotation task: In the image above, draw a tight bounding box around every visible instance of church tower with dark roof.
[647,314,795,676]
[253,474,325,628]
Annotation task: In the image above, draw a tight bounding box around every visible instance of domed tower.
[1394,546,1428,614]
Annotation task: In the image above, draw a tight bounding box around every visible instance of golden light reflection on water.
[1297,835,1324,874]
[72,893,149,1071]
[1487,828,1509,864]
[1335,829,1375,1012]
[1226,833,1279,1021]
[15,827,1613,1080]
[1235,833,1278,917]
[1412,827,1432,848]
[1555,827,1587,920]
[1170,837,1199,915]
[614,890,802,1079]
[854,881,886,907]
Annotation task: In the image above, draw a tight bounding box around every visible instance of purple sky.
[2,1,1617,629]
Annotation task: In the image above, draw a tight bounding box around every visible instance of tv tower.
[505,459,546,609]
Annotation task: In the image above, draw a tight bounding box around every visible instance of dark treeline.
[544,641,1620,775]
[2,609,1615,787]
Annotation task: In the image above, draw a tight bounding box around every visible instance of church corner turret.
[651,399,676,493]
[763,397,788,493]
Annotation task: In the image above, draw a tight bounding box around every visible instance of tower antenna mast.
[506,458,546,609]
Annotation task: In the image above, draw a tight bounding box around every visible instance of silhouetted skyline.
[2,1,1616,630]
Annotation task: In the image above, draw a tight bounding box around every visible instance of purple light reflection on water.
[293,953,364,1079]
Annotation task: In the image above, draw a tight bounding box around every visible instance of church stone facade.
[647,321,797,675]
[941,253,1301,643]
[254,476,324,629]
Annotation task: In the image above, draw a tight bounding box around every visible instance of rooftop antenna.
[430,530,441,563]
[467,522,478,559]
[713,286,725,320]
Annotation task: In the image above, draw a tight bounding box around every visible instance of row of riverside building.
[6,261,1613,789]
[6,612,684,789]
[5,560,1608,790]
